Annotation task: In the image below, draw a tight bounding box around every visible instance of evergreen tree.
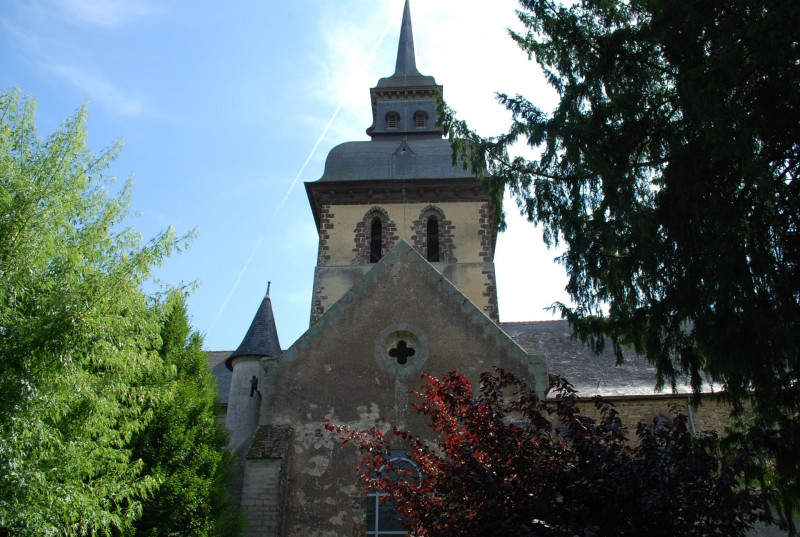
[442,0,800,522]
[129,292,243,537]
[0,88,183,535]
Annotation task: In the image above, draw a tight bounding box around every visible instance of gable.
[268,240,546,426]
[258,240,545,534]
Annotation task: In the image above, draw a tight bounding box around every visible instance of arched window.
[414,110,428,128]
[426,215,440,262]
[370,218,382,263]
[386,112,400,129]
[367,451,418,536]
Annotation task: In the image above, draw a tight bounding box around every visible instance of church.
[206,2,736,535]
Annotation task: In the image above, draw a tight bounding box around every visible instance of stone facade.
[262,243,545,536]
[241,425,291,537]
[575,393,737,438]
[307,199,498,325]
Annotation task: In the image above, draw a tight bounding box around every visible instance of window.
[366,492,405,536]
[389,340,415,365]
[426,215,440,262]
[361,207,393,265]
[414,110,427,128]
[413,206,450,265]
[386,112,400,129]
[366,452,418,536]
[370,218,382,263]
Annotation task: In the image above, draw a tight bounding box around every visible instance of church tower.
[305,0,499,325]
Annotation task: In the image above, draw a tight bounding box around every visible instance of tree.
[128,292,243,537]
[440,0,800,520]
[0,89,184,535]
[329,369,772,536]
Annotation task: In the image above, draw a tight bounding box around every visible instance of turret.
[225,282,281,454]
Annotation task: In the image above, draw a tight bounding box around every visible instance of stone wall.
[240,424,292,537]
[575,393,738,437]
[264,244,544,536]
[309,201,498,325]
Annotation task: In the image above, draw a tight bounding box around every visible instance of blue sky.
[0,0,570,351]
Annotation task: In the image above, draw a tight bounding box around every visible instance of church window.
[388,340,415,365]
[370,217,383,263]
[414,110,428,128]
[414,206,452,264]
[366,451,417,536]
[426,215,440,262]
[375,326,427,375]
[386,111,400,129]
[359,207,394,265]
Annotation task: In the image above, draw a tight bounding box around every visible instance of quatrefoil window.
[374,325,427,375]
[389,340,415,365]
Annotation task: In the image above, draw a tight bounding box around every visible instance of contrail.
[209,13,395,332]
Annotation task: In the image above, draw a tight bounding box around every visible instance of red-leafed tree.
[327,369,774,536]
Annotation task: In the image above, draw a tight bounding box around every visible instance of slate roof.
[500,320,703,397]
[207,351,233,406]
[225,291,282,370]
[318,138,473,182]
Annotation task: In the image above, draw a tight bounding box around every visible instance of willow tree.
[441,0,799,522]
[0,89,184,535]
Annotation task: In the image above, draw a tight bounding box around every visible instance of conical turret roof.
[225,283,281,370]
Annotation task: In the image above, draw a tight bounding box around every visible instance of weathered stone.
[248,424,293,460]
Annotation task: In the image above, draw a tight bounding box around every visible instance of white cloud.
[49,64,143,116]
[312,1,558,140]
[51,0,158,27]
[310,1,395,141]
[495,194,572,322]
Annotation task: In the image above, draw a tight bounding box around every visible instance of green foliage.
[441,0,799,525]
[128,292,243,537]
[0,88,186,535]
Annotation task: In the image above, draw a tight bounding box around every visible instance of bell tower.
[305,0,499,325]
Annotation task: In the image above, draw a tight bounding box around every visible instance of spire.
[373,0,437,89]
[393,0,421,78]
[225,283,282,370]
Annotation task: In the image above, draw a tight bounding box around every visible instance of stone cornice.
[369,86,442,119]
[305,178,489,229]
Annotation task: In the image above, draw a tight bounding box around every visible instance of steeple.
[374,0,438,90]
[393,0,421,78]
[225,282,281,370]
[304,0,499,326]
[367,0,442,136]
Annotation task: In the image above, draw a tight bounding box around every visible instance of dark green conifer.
[442,0,800,525]
[129,292,243,537]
